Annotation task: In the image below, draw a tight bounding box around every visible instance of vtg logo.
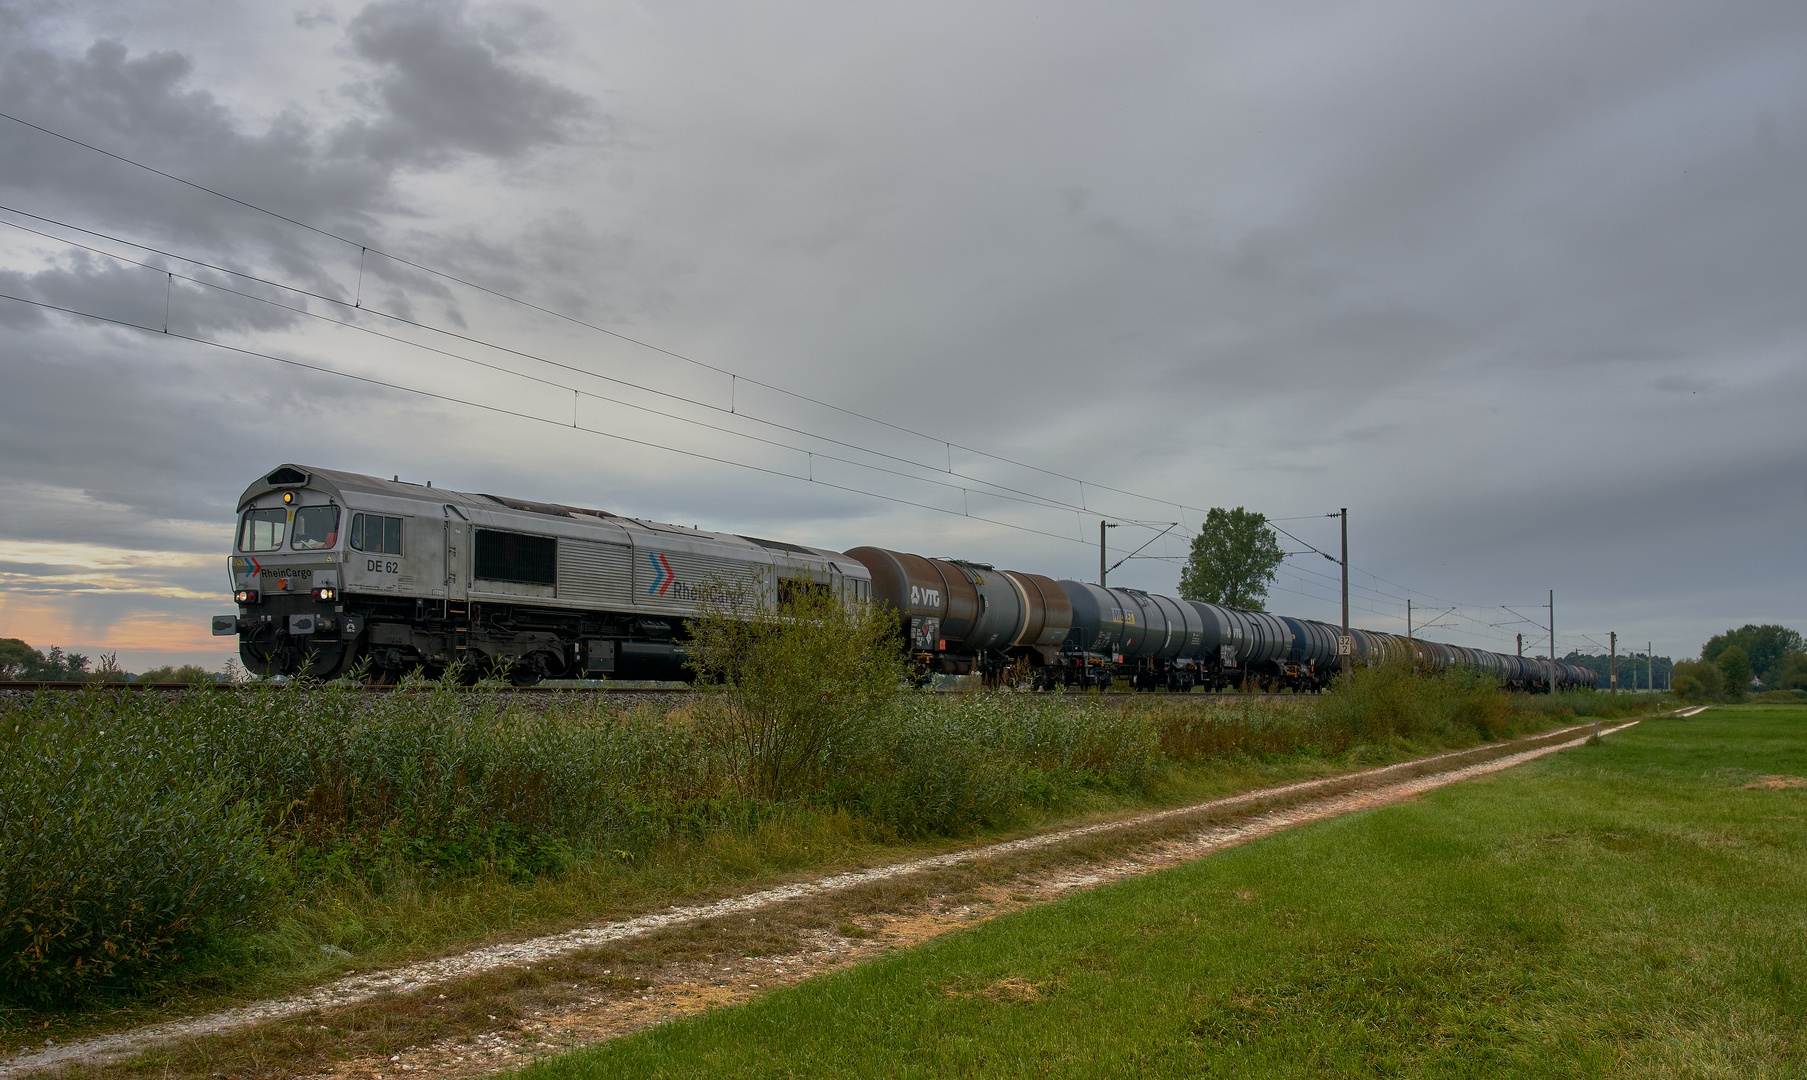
[908,585,942,609]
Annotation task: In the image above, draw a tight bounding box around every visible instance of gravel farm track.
[0,714,1655,1079]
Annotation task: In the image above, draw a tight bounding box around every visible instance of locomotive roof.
[238,464,848,560]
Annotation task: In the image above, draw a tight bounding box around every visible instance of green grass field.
[516,705,1807,1079]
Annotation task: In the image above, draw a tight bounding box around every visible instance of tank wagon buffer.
[214,465,870,682]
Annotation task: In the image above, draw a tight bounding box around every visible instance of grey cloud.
[335,0,589,166]
[0,40,388,258]
[0,2,596,319]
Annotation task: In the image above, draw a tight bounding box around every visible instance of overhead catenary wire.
[0,206,1147,530]
[0,288,1098,547]
[0,109,1232,528]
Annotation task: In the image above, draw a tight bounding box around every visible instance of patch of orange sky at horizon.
[0,597,226,657]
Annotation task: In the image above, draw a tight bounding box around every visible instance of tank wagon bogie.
[213,465,1597,694]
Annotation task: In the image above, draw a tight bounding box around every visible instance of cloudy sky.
[1,0,1803,672]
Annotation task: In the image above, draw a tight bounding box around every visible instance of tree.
[0,639,91,680]
[1715,645,1753,698]
[1772,651,1807,693]
[0,638,38,678]
[1702,624,1804,687]
[1178,507,1285,610]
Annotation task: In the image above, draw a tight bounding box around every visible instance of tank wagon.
[214,465,1597,693]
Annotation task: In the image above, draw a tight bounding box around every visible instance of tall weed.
[0,697,271,1004]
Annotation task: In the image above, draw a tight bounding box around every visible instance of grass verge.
[516,704,1807,1079]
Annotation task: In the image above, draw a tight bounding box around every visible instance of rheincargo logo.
[645,553,733,603]
[647,552,676,596]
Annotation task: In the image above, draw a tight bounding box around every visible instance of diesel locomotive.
[213,465,1595,692]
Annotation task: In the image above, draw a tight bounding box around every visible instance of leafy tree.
[1702,624,1804,687]
[0,638,38,679]
[1671,659,1724,703]
[1715,645,1753,698]
[1772,651,1807,692]
[0,640,91,680]
[1178,507,1285,610]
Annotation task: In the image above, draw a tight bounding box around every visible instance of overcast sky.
[1,0,1803,671]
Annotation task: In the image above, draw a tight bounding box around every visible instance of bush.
[0,696,272,1004]
[1672,659,1725,703]
[686,582,906,802]
[1311,658,1520,747]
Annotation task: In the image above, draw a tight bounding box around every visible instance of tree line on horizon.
[0,638,226,684]
[1672,624,1807,702]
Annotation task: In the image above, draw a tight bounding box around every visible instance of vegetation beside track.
[1,594,1661,1036]
[518,704,1806,1080]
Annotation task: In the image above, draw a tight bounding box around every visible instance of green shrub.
[1672,659,1724,702]
[686,583,906,802]
[0,695,272,1004]
[1311,658,1521,747]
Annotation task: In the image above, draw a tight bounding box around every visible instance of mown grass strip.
[517,705,1807,1079]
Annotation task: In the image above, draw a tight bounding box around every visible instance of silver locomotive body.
[214,465,869,682]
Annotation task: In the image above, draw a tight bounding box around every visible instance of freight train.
[212,465,1595,692]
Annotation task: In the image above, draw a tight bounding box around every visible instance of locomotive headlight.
[312,586,338,602]
[282,491,295,505]
[234,589,261,604]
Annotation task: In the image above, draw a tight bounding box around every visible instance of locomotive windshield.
[291,506,341,551]
[238,508,287,552]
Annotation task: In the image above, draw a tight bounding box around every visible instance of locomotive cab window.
[291,506,340,551]
[474,529,557,586]
[239,508,288,552]
[350,513,403,555]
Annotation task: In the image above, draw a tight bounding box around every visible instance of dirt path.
[1,720,1637,1078]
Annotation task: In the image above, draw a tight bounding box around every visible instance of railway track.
[0,680,1304,701]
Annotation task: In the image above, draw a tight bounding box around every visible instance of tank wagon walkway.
[0,719,1638,1078]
